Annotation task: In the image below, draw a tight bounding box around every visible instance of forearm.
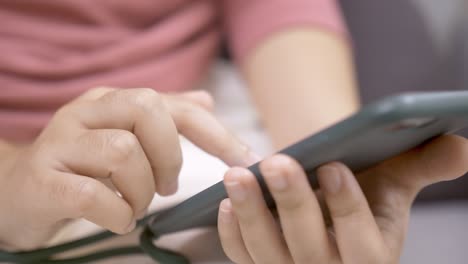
[243,28,359,149]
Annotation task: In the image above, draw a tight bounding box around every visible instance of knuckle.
[184,90,214,111]
[195,90,214,107]
[50,102,85,129]
[172,99,216,125]
[81,87,116,100]
[53,103,76,121]
[214,135,242,160]
[107,131,139,163]
[172,102,203,129]
[177,100,202,115]
[129,88,165,113]
[88,86,114,94]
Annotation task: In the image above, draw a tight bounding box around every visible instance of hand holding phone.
[148,91,468,235]
[142,91,468,264]
[216,134,468,264]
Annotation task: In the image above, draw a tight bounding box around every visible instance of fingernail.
[263,155,290,191]
[219,199,233,223]
[224,170,247,202]
[125,219,136,233]
[318,166,342,194]
[264,169,288,191]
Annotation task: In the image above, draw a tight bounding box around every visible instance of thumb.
[377,135,468,195]
[357,135,468,253]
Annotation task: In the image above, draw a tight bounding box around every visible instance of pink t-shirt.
[0,0,346,142]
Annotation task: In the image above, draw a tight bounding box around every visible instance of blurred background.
[339,0,468,202]
[337,0,468,262]
[1,1,467,263]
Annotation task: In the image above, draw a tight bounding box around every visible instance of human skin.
[218,135,468,263]
[244,28,359,149]
[219,25,466,264]
[0,87,258,251]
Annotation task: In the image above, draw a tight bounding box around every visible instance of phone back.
[148,91,468,235]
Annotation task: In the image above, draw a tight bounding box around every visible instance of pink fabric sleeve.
[221,0,348,62]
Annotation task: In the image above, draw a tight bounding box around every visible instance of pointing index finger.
[164,96,261,167]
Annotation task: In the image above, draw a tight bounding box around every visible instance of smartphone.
[147,91,468,236]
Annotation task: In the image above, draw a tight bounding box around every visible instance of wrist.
[0,140,33,250]
[0,139,23,178]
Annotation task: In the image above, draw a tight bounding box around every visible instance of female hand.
[218,135,468,264]
[0,87,257,250]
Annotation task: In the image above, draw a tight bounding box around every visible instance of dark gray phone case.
[148,91,468,236]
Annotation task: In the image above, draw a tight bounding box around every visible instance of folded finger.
[58,129,155,217]
[55,173,135,234]
[55,88,183,195]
